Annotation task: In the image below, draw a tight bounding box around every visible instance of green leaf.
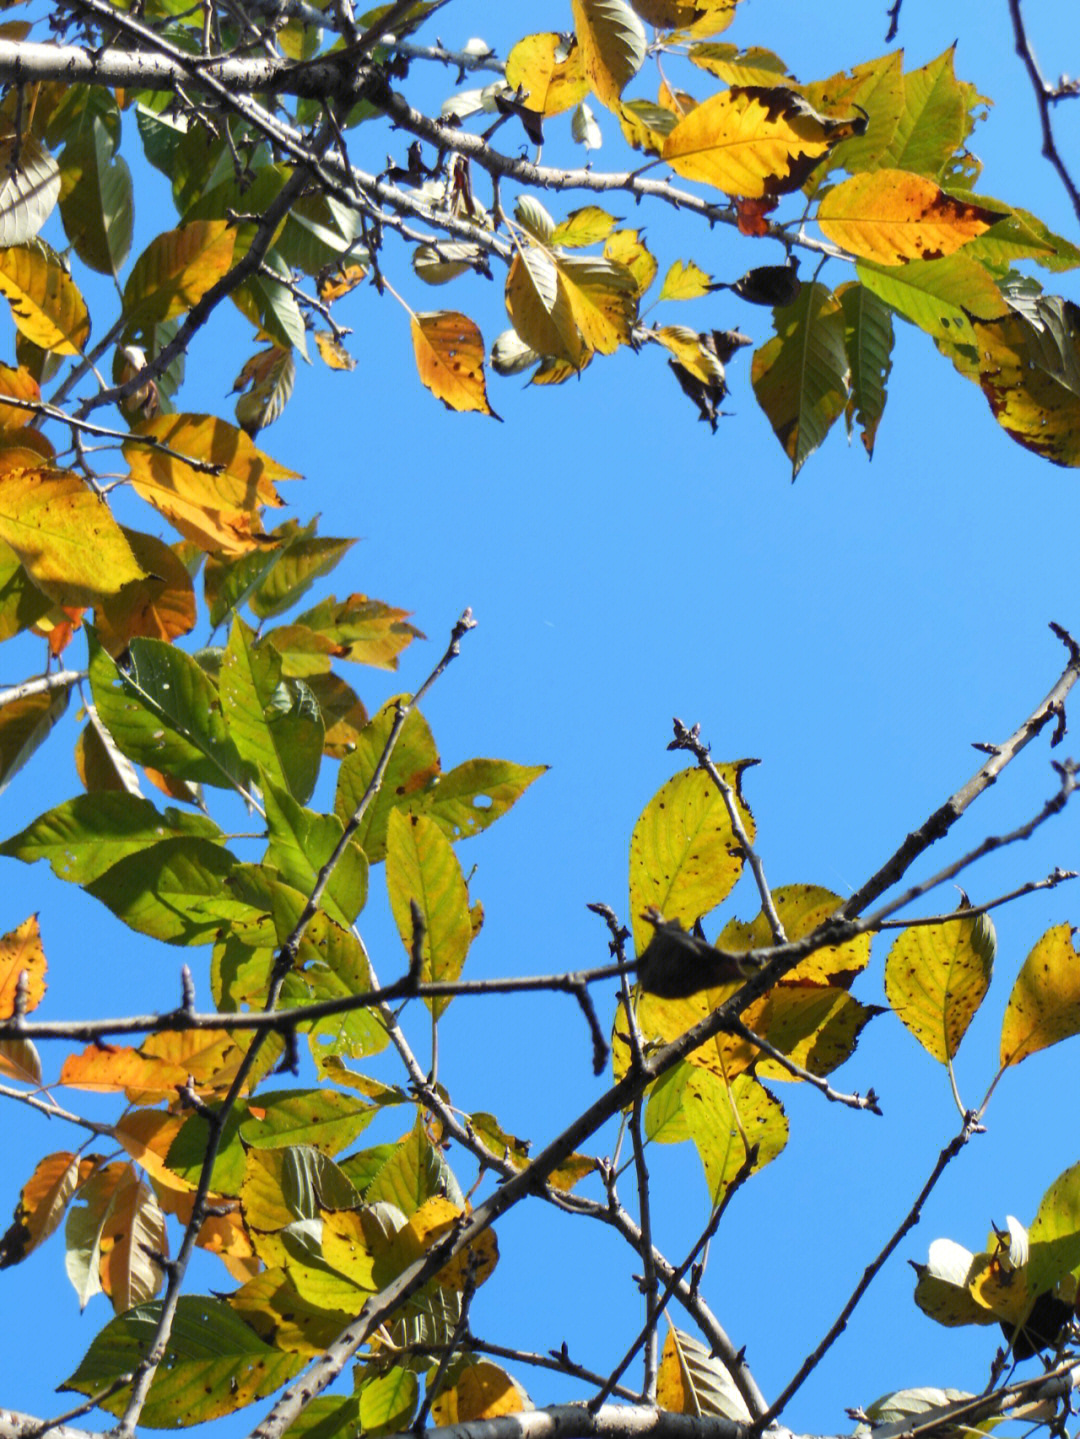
[57,115,133,278]
[885,909,995,1064]
[220,618,324,802]
[385,809,472,1017]
[648,1065,787,1206]
[856,254,1007,347]
[62,1295,306,1425]
[837,280,893,457]
[239,1089,376,1155]
[166,1107,247,1195]
[263,780,368,928]
[239,1145,360,1231]
[363,1119,464,1215]
[406,757,547,843]
[1027,1162,1080,1299]
[628,763,755,955]
[0,541,52,641]
[751,283,849,478]
[879,48,986,180]
[334,701,441,863]
[0,793,222,884]
[88,630,249,792]
[356,1367,419,1435]
[85,836,239,944]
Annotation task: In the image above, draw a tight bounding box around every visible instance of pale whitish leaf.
[0,135,61,247]
[514,195,556,242]
[572,102,603,149]
[657,1325,752,1421]
[490,329,539,375]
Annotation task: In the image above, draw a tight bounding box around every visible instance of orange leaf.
[0,912,46,1017]
[817,170,999,265]
[410,311,497,417]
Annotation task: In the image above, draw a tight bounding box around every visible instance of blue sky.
[2,0,1080,1432]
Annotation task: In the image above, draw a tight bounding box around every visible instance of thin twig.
[730,1019,882,1114]
[1006,0,1080,223]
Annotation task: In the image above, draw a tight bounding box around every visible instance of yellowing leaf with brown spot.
[506,247,586,367]
[123,414,295,554]
[663,86,843,197]
[743,984,881,1080]
[431,1361,526,1424]
[817,171,999,265]
[653,326,726,386]
[717,884,870,985]
[628,764,756,956]
[0,244,89,353]
[885,910,995,1063]
[313,329,355,371]
[0,468,146,605]
[386,1195,498,1292]
[0,912,45,1017]
[94,527,196,653]
[1000,924,1080,1069]
[940,298,1080,468]
[557,256,638,353]
[123,220,237,329]
[410,311,496,417]
[504,32,590,117]
[632,0,738,38]
[572,0,647,109]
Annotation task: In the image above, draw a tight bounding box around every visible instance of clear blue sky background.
[3,0,1080,1432]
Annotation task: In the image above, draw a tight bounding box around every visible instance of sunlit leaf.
[94,527,197,651]
[818,171,999,266]
[1000,924,1080,1068]
[571,0,647,109]
[0,243,89,353]
[629,763,755,954]
[885,909,995,1063]
[61,1296,306,1424]
[123,220,238,330]
[410,311,496,417]
[386,808,472,1017]
[0,133,60,246]
[0,468,145,606]
[430,1359,526,1424]
[0,1153,102,1269]
[504,32,590,118]
[0,686,68,793]
[221,617,323,802]
[0,912,45,1017]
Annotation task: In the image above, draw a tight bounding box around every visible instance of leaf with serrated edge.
[1000,924,1080,1068]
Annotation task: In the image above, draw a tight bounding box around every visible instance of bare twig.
[1006,0,1080,223]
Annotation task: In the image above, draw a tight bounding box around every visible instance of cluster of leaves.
[1,1,1080,1434]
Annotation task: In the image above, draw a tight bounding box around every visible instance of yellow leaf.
[0,1037,41,1084]
[632,0,738,37]
[572,0,647,109]
[385,808,473,1018]
[94,527,197,653]
[657,1324,752,1418]
[603,228,658,294]
[743,985,880,1079]
[817,170,999,265]
[0,363,41,431]
[717,884,870,984]
[0,912,46,1017]
[663,86,850,197]
[114,1110,189,1192]
[628,763,755,955]
[313,329,355,371]
[123,413,296,554]
[504,32,590,117]
[0,468,146,605]
[885,910,995,1063]
[430,1361,526,1424]
[386,1195,498,1292]
[659,259,713,301]
[0,243,89,353]
[557,256,638,353]
[653,325,726,385]
[505,247,586,366]
[1000,924,1080,1069]
[549,206,619,247]
[410,311,496,417]
[123,220,238,329]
